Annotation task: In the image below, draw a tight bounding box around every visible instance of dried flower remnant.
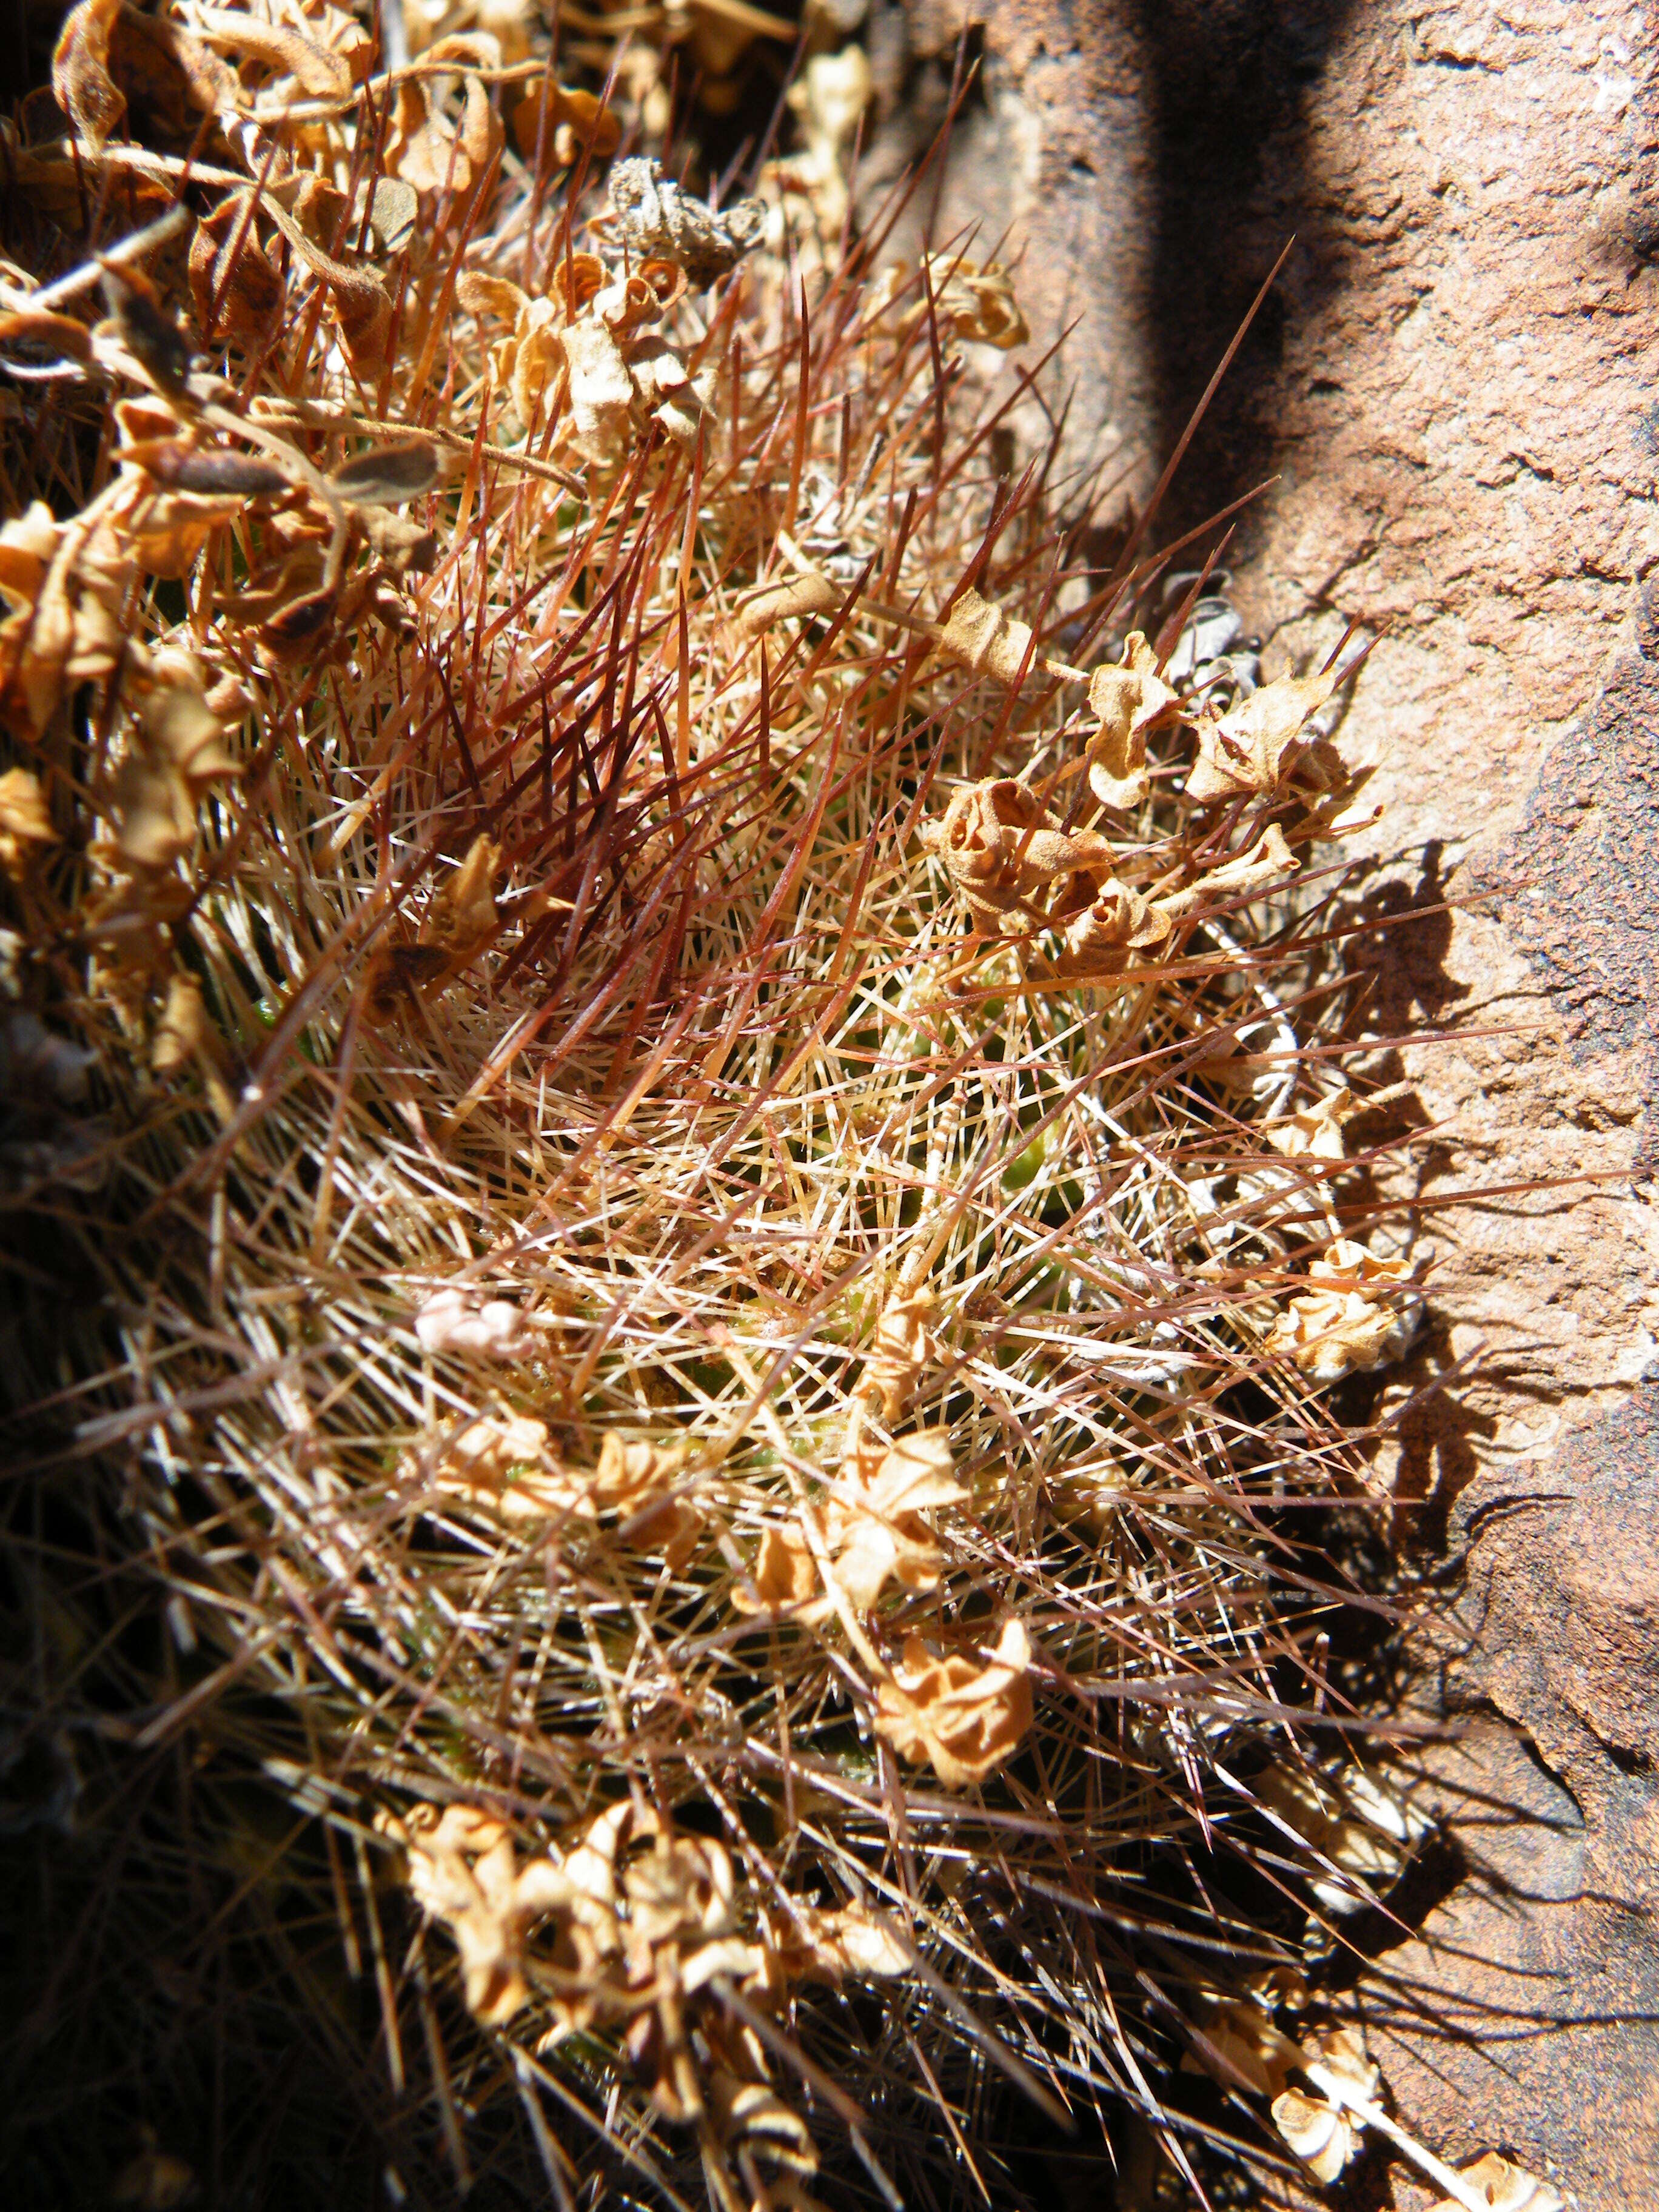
[0,769,56,874]
[779,47,874,242]
[779,1903,911,1985]
[1255,1761,1431,1913]
[824,1426,964,1612]
[1185,665,1339,805]
[922,776,1113,934]
[375,1804,539,2025]
[1059,877,1170,976]
[456,267,565,436]
[1176,821,1299,905]
[725,569,842,651]
[379,1791,872,2153]
[1269,1238,1423,1383]
[106,680,241,873]
[190,192,287,346]
[329,438,441,508]
[384,34,502,196]
[428,1423,700,1561]
[99,265,193,397]
[52,0,127,151]
[859,1289,937,1419]
[734,1518,820,1614]
[430,1413,555,1520]
[1429,2154,1564,2212]
[0,502,103,737]
[1086,629,1177,811]
[363,834,501,1022]
[414,1286,536,1359]
[424,834,500,958]
[511,80,621,169]
[591,1432,703,1565]
[461,255,709,459]
[1265,2024,1381,2185]
[875,1618,1034,1787]
[933,583,1039,687]
[149,970,230,1112]
[188,0,370,101]
[920,254,1031,351]
[1184,1991,1307,2102]
[0,308,95,373]
[1272,2084,1361,2185]
[1264,1085,1364,1163]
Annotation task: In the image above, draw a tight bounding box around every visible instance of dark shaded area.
[1133,0,1361,540]
[1,0,59,106]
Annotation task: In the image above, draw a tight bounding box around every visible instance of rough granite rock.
[863,3,1659,2204]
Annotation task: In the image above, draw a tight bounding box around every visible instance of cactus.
[1,8,1436,2204]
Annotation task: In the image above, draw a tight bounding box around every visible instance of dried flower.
[0,768,56,874]
[1269,2022,1381,2183]
[934,584,1037,687]
[1181,822,1299,903]
[786,1902,910,1983]
[1185,666,1339,805]
[386,36,502,195]
[511,80,621,169]
[1269,1239,1422,1384]
[329,439,440,508]
[875,1618,1033,1787]
[921,255,1030,351]
[425,834,500,959]
[859,1290,937,1419]
[362,835,501,1022]
[921,777,1114,934]
[592,1432,703,1565]
[150,971,220,1079]
[735,1519,820,1613]
[1059,878,1171,976]
[414,1286,536,1359]
[726,571,842,650]
[99,266,193,397]
[1184,1995,1305,2100]
[52,0,127,152]
[106,678,241,873]
[825,1427,964,1611]
[1256,1760,1429,1911]
[190,193,287,345]
[1086,630,1177,810]
[217,0,369,96]
[431,1413,555,1518]
[1264,1085,1361,1162]
[1272,2085,1360,2184]
[1430,2154,1563,2212]
[377,1804,537,2025]
[779,47,874,241]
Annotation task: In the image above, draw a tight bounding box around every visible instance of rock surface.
[863,3,1659,2204]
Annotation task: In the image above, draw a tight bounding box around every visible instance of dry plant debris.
[0,5,1463,2204]
[1429,2155,1564,2211]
